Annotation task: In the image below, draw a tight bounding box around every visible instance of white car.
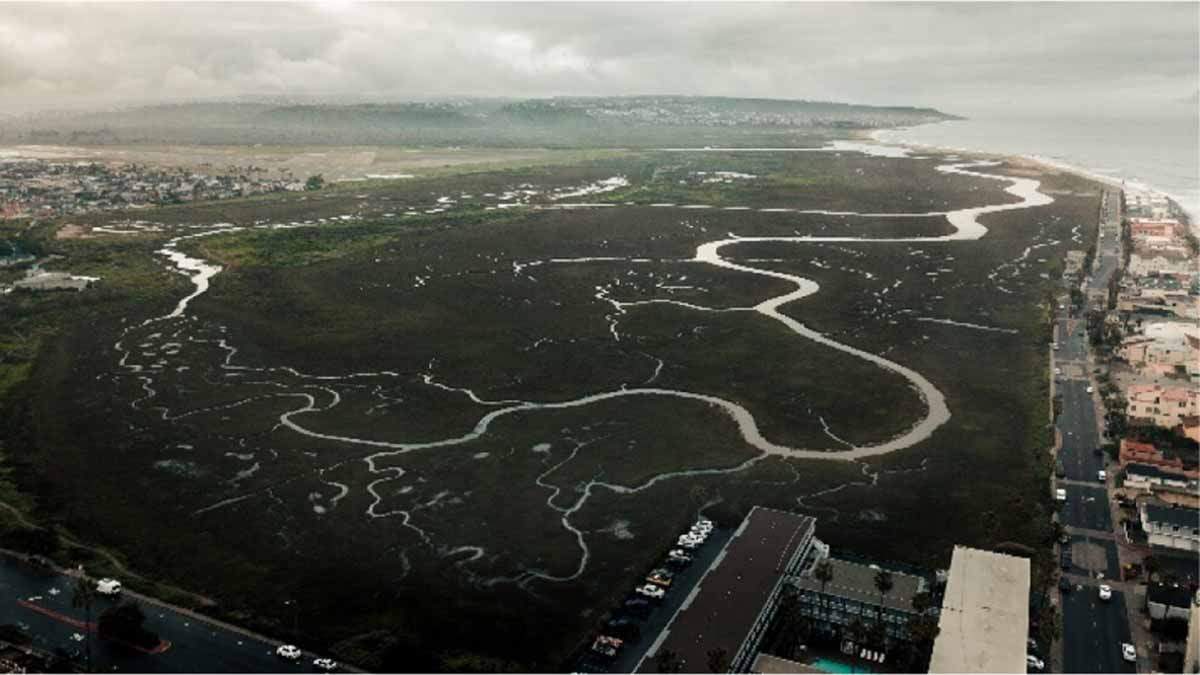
[694,518,713,530]
[1026,654,1045,671]
[1054,367,1062,376]
[275,644,302,660]
[1098,584,1112,600]
[635,584,665,600]
[1086,386,1094,394]
[1121,643,1136,662]
[677,534,702,546]
[1097,470,1107,482]
[313,658,338,671]
[1055,488,1067,502]
[95,578,122,596]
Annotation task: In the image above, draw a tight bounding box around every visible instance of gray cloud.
[0,2,1196,116]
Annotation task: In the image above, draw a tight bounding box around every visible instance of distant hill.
[0,96,960,147]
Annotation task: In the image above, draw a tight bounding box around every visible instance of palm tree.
[706,647,729,673]
[71,575,94,673]
[814,561,834,598]
[655,649,682,673]
[873,569,895,646]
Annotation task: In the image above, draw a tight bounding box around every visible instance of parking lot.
[577,518,731,673]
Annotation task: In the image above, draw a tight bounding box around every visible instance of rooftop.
[928,546,1030,674]
[1143,503,1200,530]
[1125,463,1194,483]
[793,557,926,612]
[638,507,816,673]
[1147,583,1195,609]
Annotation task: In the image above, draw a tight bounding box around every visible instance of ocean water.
[875,112,1200,220]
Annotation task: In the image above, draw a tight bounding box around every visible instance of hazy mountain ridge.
[0,96,959,147]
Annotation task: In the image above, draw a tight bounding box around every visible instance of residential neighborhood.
[1054,185,1199,674]
[0,157,306,220]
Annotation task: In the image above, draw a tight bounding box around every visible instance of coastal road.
[0,556,336,673]
[1061,484,1112,532]
[1061,584,1136,674]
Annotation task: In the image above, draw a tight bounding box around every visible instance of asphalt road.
[0,556,333,673]
[1061,484,1113,532]
[1057,381,1105,482]
[1061,585,1136,674]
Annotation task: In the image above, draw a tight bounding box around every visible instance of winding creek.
[111,145,1055,583]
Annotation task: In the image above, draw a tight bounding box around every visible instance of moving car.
[1121,643,1137,663]
[1098,584,1112,601]
[312,658,338,671]
[635,584,665,600]
[1027,654,1045,671]
[275,645,302,661]
[95,578,122,596]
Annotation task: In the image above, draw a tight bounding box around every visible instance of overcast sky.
[1,2,1196,117]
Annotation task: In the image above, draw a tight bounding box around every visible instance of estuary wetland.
[0,140,1100,670]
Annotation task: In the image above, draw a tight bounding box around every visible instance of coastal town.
[0,156,307,220]
[1051,185,1198,674]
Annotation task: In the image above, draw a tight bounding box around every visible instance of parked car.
[693,518,713,532]
[1097,470,1107,482]
[1027,654,1045,671]
[1086,386,1095,394]
[591,635,624,659]
[275,645,302,661]
[1055,488,1067,502]
[605,617,642,641]
[1121,643,1137,662]
[677,536,702,549]
[1055,460,1066,478]
[646,569,674,588]
[667,549,693,565]
[1098,584,1112,600]
[623,598,651,617]
[312,658,338,671]
[1058,577,1072,592]
[95,578,122,596]
[635,584,666,600]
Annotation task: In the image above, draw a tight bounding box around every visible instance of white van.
[1055,488,1067,502]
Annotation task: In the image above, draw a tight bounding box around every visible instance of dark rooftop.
[1126,462,1195,483]
[1147,583,1195,609]
[638,507,816,673]
[1144,503,1200,530]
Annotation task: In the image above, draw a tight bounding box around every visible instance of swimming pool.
[812,657,872,674]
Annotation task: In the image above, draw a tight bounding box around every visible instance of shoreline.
[868,125,1198,228]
